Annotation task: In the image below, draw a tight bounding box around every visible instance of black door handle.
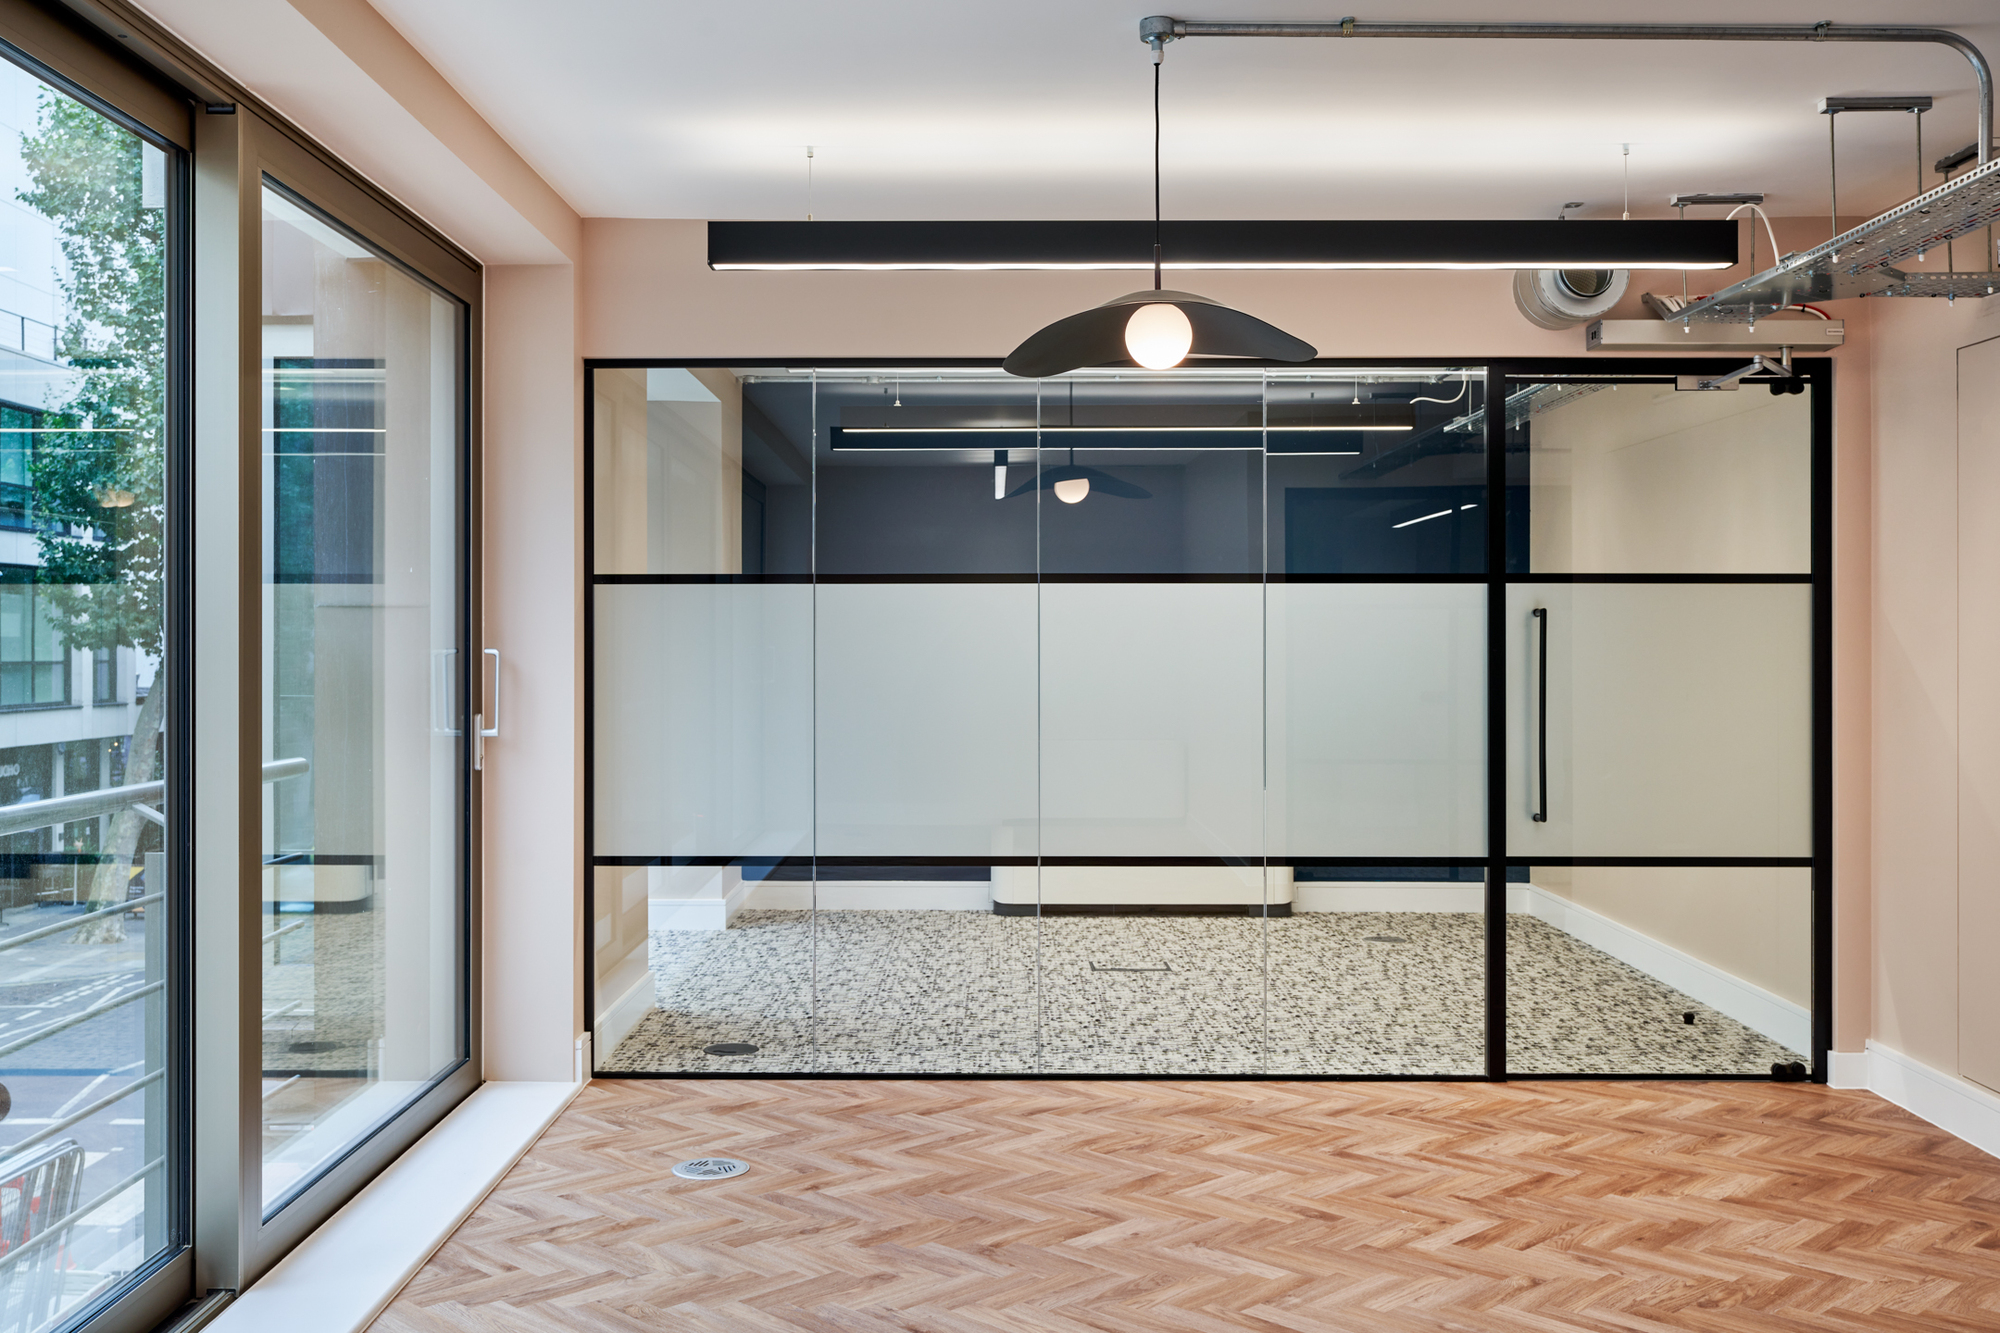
[1532,606,1548,823]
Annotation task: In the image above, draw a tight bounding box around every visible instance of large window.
[0,576,68,708]
[0,38,178,1333]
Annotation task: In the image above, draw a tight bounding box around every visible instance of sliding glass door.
[586,359,1826,1082]
[255,177,471,1215]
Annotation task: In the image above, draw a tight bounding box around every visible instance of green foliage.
[16,91,165,658]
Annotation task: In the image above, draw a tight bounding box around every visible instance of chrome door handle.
[474,648,500,770]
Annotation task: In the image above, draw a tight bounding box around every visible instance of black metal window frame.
[580,354,1834,1084]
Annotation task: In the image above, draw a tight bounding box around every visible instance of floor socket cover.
[704,1042,759,1055]
[673,1157,750,1180]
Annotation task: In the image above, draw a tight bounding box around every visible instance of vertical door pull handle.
[475,648,500,771]
[1531,607,1548,823]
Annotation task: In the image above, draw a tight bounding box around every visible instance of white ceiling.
[369,0,2000,225]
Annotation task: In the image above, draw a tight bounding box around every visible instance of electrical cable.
[1725,203,1783,270]
[1409,376,1472,406]
[1153,56,1162,291]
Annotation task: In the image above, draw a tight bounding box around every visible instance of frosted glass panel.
[1039,582,1264,860]
[1506,582,1812,859]
[1267,582,1485,859]
[593,582,811,860]
[813,582,1036,858]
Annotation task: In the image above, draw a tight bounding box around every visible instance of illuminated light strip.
[712,260,1734,271]
[1391,508,1454,529]
[838,424,1412,433]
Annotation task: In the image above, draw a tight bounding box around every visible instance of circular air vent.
[672,1157,751,1180]
[1513,267,1629,329]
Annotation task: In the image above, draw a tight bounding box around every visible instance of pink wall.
[575,214,1875,1061]
[1866,289,2000,1073]
[482,264,584,1081]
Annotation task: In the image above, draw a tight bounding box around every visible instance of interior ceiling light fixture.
[707,218,1738,271]
[1001,40,1313,378]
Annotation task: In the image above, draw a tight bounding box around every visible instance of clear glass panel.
[1507,866,1811,1074]
[1508,377,1810,575]
[1266,582,1485,860]
[1263,580,1488,1076]
[1032,375,1265,1075]
[1264,367,1488,1077]
[810,372,1038,1073]
[589,369,816,1073]
[1506,582,1812,860]
[0,58,174,1330]
[259,182,465,1211]
[1268,370,1486,574]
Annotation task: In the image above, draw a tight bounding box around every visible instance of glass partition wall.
[587,361,1827,1080]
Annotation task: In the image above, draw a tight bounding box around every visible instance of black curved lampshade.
[1003,289,1316,378]
[1005,463,1153,500]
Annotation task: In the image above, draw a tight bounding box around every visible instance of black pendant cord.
[1153,57,1162,291]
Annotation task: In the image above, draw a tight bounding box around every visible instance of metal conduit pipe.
[1140,17,1995,164]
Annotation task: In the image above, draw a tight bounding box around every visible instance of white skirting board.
[1828,1042,2000,1163]
[1515,885,1812,1055]
[1293,882,1524,913]
[594,967,655,1056]
[745,880,993,912]
[207,1068,587,1333]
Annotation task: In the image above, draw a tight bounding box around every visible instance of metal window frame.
[0,0,490,1323]
[191,107,485,1289]
[0,9,195,1333]
[579,355,1833,1086]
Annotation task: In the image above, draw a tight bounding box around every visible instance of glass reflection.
[258,183,465,1211]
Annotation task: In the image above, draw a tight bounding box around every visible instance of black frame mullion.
[1811,358,1836,1079]
[1484,363,1509,1081]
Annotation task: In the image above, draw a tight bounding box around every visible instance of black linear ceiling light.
[706,220,1740,272]
[1002,39,1313,377]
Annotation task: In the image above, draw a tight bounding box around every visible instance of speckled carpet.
[599,910,1803,1076]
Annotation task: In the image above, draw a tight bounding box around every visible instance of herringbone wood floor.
[372,1079,2000,1332]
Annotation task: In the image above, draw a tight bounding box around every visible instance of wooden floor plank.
[370,1080,2000,1333]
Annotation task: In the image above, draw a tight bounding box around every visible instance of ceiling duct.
[1514,268,1629,329]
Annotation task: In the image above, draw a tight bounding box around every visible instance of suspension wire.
[1153,55,1163,290]
[1828,115,1839,250]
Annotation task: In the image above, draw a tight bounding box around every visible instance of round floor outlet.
[703,1042,759,1056]
[672,1157,750,1181]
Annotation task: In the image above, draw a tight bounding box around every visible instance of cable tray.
[1670,155,2000,323]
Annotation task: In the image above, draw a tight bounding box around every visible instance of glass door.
[1503,375,1815,1074]
[256,179,470,1212]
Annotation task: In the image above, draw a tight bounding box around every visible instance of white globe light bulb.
[1124,302,1193,369]
[1053,477,1090,504]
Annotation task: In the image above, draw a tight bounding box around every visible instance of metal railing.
[0,757,306,841]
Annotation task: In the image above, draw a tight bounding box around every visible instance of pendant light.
[1003,39,1315,378]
